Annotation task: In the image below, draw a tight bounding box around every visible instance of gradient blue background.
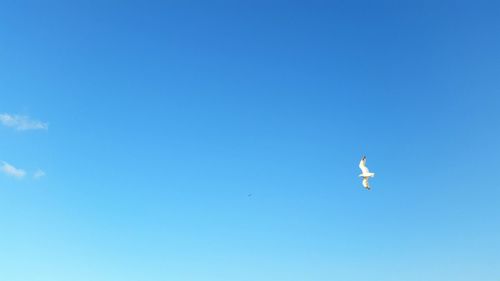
[1,1,499,280]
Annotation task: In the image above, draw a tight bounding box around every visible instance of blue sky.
[1,1,499,280]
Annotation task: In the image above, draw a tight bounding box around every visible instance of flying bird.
[359,156,375,190]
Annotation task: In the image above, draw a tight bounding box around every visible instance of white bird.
[359,156,375,190]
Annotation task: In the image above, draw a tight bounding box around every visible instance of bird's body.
[358,156,375,190]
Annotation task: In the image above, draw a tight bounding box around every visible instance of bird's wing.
[362,177,370,189]
[359,156,370,174]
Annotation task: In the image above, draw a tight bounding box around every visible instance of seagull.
[359,156,375,190]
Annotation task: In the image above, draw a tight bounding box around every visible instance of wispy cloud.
[1,161,26,178]
[33,169,46,179]
[0,113,48,131]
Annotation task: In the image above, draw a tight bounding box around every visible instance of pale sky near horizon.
[1,1,499,280]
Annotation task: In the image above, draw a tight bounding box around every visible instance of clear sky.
[1,1,499,280]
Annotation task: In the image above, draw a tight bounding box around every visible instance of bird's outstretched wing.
[362,177,370,189]
[359,156,370,174]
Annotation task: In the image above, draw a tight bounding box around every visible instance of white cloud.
[33,169,46,179]
[1,161,26,178]
[0,113,48,131]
